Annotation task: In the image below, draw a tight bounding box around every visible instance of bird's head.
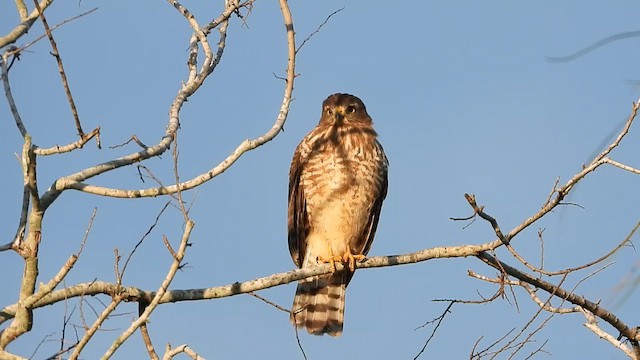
[319,93,372,126]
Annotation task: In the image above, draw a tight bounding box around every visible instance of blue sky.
[2,1,640,359]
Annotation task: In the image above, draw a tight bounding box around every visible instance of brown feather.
[290,271,347,336]
[287,146,308,268]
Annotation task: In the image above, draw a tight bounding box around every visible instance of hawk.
[288,93,388,336]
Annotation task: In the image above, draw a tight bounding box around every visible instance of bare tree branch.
[68,296,124,360]
[0,0,54,49]
[413,302,454,359]
[37,0,295,210]
[140,319,160,360]
[32,0,85,137]
[603,157,640,175]
[296,7,344,54]
[248,292,289,313]
[1,1,638,359]
[2,48,101,155]
[503,219,636,277]
[0,241,574,325]
[162,344,205,360]
[7,8,98,56]
[102,220,195,358]
[23,208,93,309]
[476,252,640,351]
[0,134,43,349]
[1,52,29,138]
[580,308,636,359]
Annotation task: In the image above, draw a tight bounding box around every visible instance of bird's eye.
[326,108,333,116]
[346,105,356,114]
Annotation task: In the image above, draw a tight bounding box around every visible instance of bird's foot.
[317,255,343,273]
[343,252,365,272]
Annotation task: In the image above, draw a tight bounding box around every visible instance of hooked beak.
[333,107,345,122]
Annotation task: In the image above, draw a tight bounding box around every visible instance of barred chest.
[299,127,386,207]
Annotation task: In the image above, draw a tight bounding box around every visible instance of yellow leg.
[317,255,342,273]
[343,250,365,272]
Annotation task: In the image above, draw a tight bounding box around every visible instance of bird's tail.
[290,272,347,336]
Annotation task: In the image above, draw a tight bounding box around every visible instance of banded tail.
[290,272,347,336]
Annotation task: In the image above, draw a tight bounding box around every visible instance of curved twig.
[38,0,295,210]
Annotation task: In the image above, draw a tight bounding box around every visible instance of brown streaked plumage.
[288,93,388,336]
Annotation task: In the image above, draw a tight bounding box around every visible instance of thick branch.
[0,242,504,325]
[0,0,54,49]
[0,138,43,349]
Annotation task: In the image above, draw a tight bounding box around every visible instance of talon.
[318,255,342,273]
[343,252,365,272]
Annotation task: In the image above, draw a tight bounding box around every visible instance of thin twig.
[413,302,454,360]
[58,301,77,359]
[506,219,638,276]
[172,125,188,220]
[44,342,79,360]
[541,177,559,208]
[101,221,195,358]
[247,292,289,313]
[503,278,565,359]
[471,328,515,359]
[477,252,639,350]
[293,325,308,360]
[537,228,545,276]
[296,7,344,54]
[461,194,508,242]
[7,8,98,56]
[68,296,125,360]
[109,135,149,149]
[119,201,172,283]
[33,0,85,137]
[435,274,504,305]
[30,332,54,359]
[523,340,550,360]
